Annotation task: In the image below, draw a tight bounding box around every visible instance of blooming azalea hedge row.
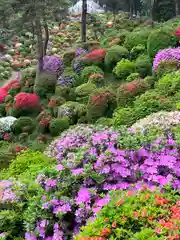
[76,188,180,240]
[0,124,180,239]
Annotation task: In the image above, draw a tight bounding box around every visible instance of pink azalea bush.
[153,47,180,72]
[21,125,180,239]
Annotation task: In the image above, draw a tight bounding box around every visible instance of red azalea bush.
[84,49,106,65]
[0,80,20,103]
[0,88,8,104]
[87,89,116,122]
[14,92,39,110]
[76,188,180,240]
[117,79,150,106]
[175,27,180,39]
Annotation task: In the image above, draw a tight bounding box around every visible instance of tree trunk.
[35,18,44,73]
[129,0,133,18]
[176,0,180,15]
[81,0,87,42]
[43,20,49,56]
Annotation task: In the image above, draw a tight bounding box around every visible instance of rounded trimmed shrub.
[58,102,86,124]
[135,54,152,78]
[12,117,35,135]
[126,72,140,82]
[34,72,57,98]
[75,82,96,98]
[124,29,151,50]
[117,79,150,106]
[80,66,103,84]
[0,104,6,117]
[21,67,36,87]
[2,150,56,179]
[49,117,70,137]
[104,45,129,70]
[113,59,135,80]
[63,50,76,66]
[156,71,180,96]
[155,60,179,78]
[87,88,116,122]
[88,73,105,87]
[113,107,136,127]
[57,68,79,87]
[130,44,146,60]
[133,90,175,121]
[147,27,176,58]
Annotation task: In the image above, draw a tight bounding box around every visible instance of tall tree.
[0,0,69,72]
[81,0,87,42]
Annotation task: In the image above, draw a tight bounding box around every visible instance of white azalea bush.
[0,116,17,138]
[131,111,180,130]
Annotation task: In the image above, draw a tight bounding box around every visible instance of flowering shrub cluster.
[87,89,116,122]
[76,48,87,57]
[131,111,180,130]
[0,179,25,203]
[117,79,150,106]
[0,116,17,138]
[76,188,180,240]
[57,75,75,86]
[153,47,180,72]
[22,124,180,239]
[14,92,39,110]
[84,49,106,63]
[43,56,64,75]
[0,80,20,104]
[89,73,104,87]
[73,58,85,75]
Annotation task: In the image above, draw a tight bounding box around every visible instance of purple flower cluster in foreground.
[24,125,180,240]
[0,180,25,203]
[43,56,64,75]
[153,47,180,72]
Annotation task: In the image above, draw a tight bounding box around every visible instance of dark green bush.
[80,65,103,84]
[133,90,175,120]
[124,29,151,50]
[117,79,150,106]
[49,117,70,136]
[113,90,174,127]
[104,45,129,70]
[87,88,116,122]
[155,71,180,96]
[34,71,57,98]
[75,82,96,97]
[126,72,140,82]
[135,54,152,78]
[0,142,15,170]
[95,117,113,126]
[153,0,176,22]
[113,59,136,80]
[12,117,35,135]
[63,50,76,66]
[21,67,36,86]
[0,104,6,117]
[113,107,136,127]
[144,76,156,87]
[130,44,146,60]
[147,27,176,58]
